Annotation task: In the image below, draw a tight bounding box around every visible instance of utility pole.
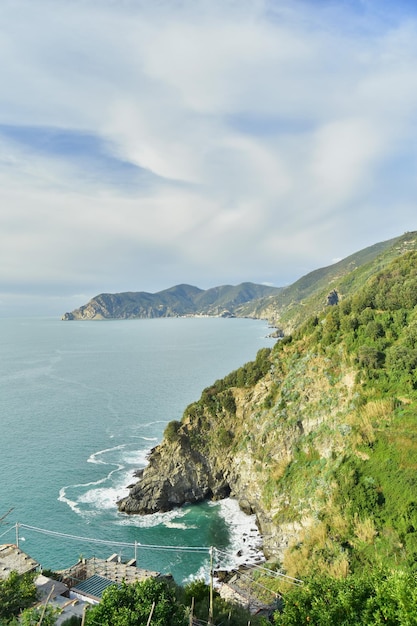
[208,546,214,626]
[146,601,155,626]
[189,596,195,626]
[37,585,54,625]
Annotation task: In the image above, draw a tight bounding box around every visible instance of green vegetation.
[0,570,82,625]
[0,570,267,626]
[158,246,417,625]
[274,570,417,625]
[85,577,186,626]
[0,571,37,623]
[270,251,417,580]
[19,605,59,626]
[163,419,182,443]
[84,576,268,626]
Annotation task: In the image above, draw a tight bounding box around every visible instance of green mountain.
[61,282,281,320]
[118,242,417,585]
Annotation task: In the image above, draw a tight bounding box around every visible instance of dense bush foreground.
[274,570,417,625]
[0,573,268,626]
[3,569,417,625]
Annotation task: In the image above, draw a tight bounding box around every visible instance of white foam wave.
[116,507,187,529]
[58,487,80,515]
[122,449,149,466]
[58,444,135,516]
[183,560,211,584]
[212,499,264,571]
[164,521,195,530]
[130,436,158,442]
[78,486,128,510]
[131,420,166,430]
[58,442,165,518]
[59,469,131,517]
[87,444,126,464]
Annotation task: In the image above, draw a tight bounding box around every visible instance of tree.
[0,571,37,621]
[84,577,186,626]
[20,604,59,626]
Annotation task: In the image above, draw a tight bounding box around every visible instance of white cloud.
[310,117,383,204]
[1,0,417,314]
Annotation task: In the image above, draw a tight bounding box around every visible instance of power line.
[17,523,211,553]
[11,522,303,590]
[214,548,303,586]
[229,567,282,596]
[0,525,15,540]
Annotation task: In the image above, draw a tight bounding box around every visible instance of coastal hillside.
[61,282,281,320]
[118,248,417,580]
[239,230,417,332]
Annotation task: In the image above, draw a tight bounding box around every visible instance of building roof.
[72,574,119,601]
[61,554,160,588]
[0,544,39,579]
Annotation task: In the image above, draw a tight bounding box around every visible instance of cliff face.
[118,343,357,559]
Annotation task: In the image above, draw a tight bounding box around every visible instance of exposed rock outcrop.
[118,438,231,515]
[326,289,339,305]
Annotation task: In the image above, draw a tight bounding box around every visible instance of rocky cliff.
[118,340,357,560]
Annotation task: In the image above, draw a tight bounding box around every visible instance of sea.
[0,316,275,582]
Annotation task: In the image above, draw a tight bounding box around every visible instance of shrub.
[164,420,182,443]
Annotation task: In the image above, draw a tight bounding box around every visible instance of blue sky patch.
[227,113,314,137]
[0,124,173,191]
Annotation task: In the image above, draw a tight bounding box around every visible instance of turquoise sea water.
[0,317,274,582]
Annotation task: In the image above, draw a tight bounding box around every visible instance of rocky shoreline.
[116,421,292,562]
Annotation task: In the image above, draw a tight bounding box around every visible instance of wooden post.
[146,601,155,626]
[189,596,195,626]
[37,585,54,626]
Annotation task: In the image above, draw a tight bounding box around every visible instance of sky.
[1,0,417,316]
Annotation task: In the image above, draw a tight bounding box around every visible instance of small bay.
[0,316,274,581]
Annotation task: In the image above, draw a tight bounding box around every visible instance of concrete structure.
[0,543,38,579]
[34,574,89,625]
[35,573,69,600]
